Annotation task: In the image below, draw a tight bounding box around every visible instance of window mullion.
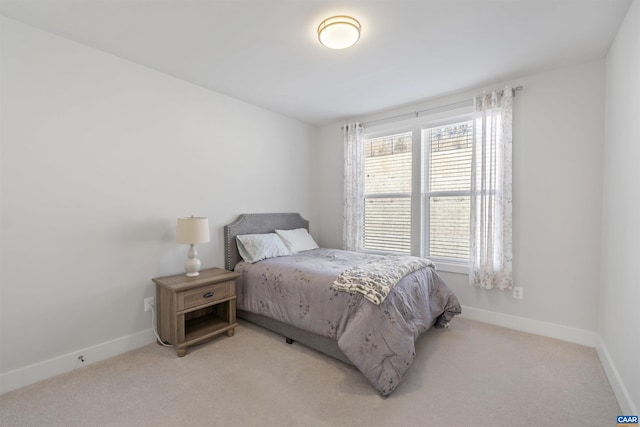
[410,125,422,256]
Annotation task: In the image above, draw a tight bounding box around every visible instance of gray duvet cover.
[235,248,461,395]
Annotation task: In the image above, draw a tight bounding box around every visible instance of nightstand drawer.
[183,281,232,310]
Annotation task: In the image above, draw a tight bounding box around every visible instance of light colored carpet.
[0,318,619,427]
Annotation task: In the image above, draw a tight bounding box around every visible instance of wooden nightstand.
[152,268,239,357]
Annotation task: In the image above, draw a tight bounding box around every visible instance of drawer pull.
[203,291,214,298]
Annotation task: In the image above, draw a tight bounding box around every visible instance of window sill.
[360,249,469,275]
[432,260,469,275]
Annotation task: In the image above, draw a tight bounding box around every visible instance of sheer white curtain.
[470,87,513,290]
[343,122,364,251]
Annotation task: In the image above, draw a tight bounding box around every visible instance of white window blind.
[363,132,412,253]
[423,121,472,260]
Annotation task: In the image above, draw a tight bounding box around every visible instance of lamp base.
[184,244,202,277]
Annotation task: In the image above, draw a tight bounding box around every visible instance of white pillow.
[275,228,319,253]
[236,233,290,263]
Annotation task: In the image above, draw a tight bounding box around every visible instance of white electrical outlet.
[512,287,524,300]
[144,297,154,312]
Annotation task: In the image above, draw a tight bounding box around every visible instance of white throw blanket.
[332,255,436,304]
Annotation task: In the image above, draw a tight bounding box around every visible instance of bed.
[224,213,461,395]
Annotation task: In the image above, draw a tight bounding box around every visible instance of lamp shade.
[318,16,361,49]
[176,216,210,244]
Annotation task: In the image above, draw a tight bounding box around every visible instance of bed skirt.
[237,309,352,365]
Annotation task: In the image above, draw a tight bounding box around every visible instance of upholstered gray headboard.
[223,213,310,271]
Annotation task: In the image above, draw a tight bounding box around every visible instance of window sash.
[363,195,412,254]
[423,194,470,261]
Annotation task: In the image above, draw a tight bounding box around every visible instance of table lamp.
[176,215,210,276]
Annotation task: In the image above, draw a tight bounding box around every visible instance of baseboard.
[460,306,640,413]
[4,309,632,415]
[0,328,156,394]
[595,336,638,415]
[460,305,597,347]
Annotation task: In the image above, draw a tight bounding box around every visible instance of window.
[423,121,472,261]
[363,132,412,254]
[362,113,472,266]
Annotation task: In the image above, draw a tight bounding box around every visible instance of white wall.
[0,17,315,391]
[313,60,606,337]
[600,0,640,414]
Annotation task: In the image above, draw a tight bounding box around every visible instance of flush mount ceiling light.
[317,15,361,49]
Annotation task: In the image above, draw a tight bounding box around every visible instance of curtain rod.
[345,85,523,129]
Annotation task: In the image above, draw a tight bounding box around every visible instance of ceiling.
[0,0,632,126]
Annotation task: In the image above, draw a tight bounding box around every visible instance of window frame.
[420,114,473,270]
[362,109,472,274]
